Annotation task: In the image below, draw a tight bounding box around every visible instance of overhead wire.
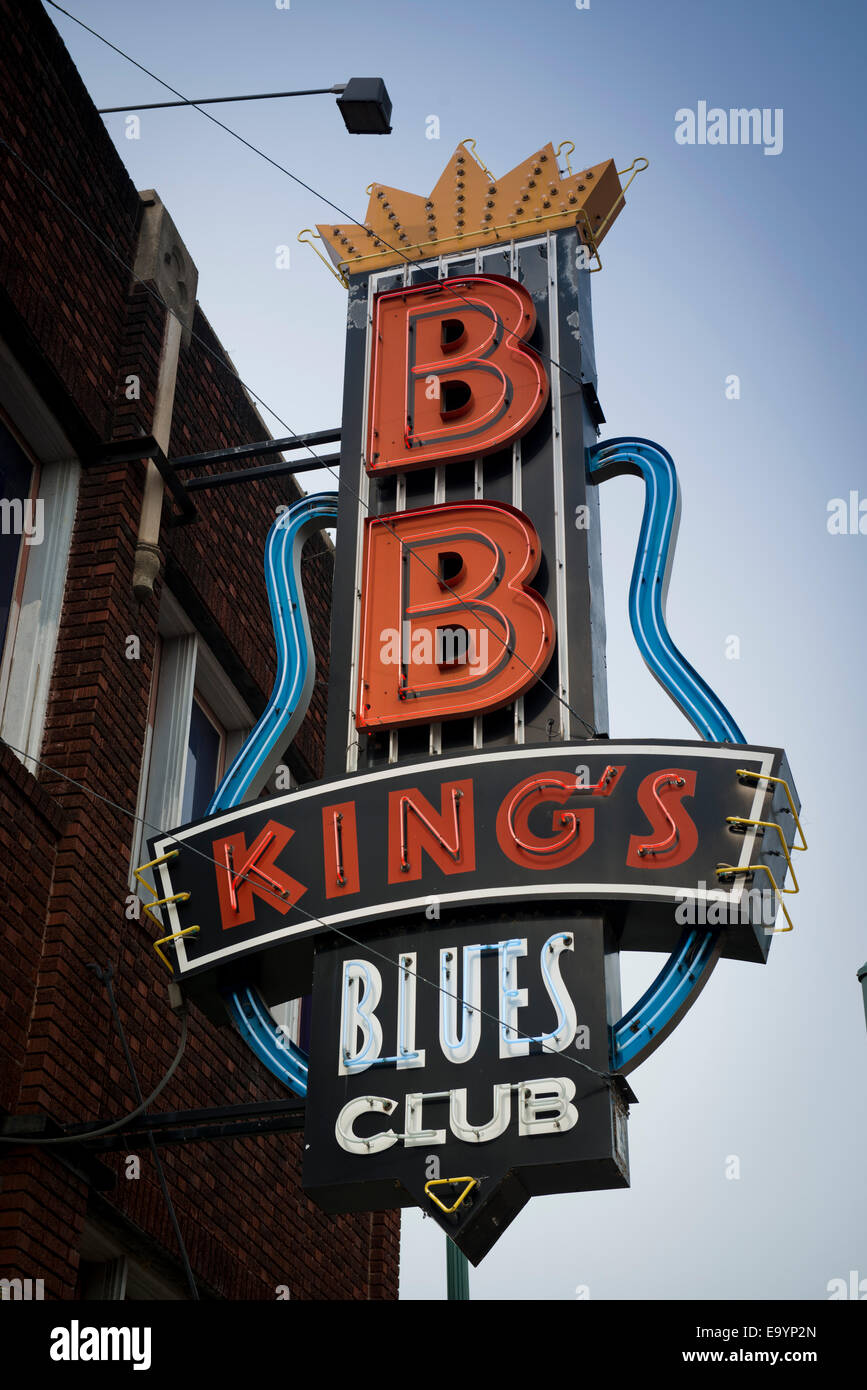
[0,130,599,740]
[1,736,618,1092]
[43,0,591,392]
[0,1009,189,1143]
[86,963,199,1300]
[39,0,611,736]
[0,9,620,1104]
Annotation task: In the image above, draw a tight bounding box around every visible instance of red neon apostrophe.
[625,769,698,868]
[356,500,554,728]
[366,274,549,475]
[213,820,305,928]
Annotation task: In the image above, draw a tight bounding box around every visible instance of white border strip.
[344,275,375,774]
[546,230,570,726]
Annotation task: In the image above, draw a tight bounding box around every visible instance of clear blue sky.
[45,0,867,1299]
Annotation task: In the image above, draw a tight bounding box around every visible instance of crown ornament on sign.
[308,140,647,282]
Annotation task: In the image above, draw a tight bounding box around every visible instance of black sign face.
[149,740,789,1013]
[301,914,630,1264]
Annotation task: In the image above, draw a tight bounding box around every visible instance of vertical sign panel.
[303,914,630,1264]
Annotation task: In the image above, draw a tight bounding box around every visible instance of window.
[272,994,313,1051]
[76,1217,191,1300]
[180,693,226,824]
[0,412,79,768]
[0,419,36,659]
[130,591,255,882]
[132,591,309,1057]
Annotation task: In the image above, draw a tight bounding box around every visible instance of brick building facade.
[0,0,400,1300]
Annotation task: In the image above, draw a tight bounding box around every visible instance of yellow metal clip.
[460,137,494,182]
[152,926,200,975]
[555,139,575,177]
[576,209,603,273]
[736,770,807,851]
[715,863,794,934]
[297,228,349,289]
[424,1176,479,1215]
[726,817,800,894]
[579,155,650,269]
[616,155,650,187]
[134,850,188,928]
[134,850,199,971]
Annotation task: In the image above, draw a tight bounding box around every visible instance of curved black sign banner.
[149,740,796,1016]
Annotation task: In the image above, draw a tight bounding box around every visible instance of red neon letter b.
[357,501,554,729]
[366,274,548,475]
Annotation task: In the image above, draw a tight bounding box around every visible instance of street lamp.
[335,78,392,134]
[97,77,393,134]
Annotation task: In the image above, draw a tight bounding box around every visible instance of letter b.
[518,1077,579,1135]
[357,501,554,728]
[366,274,548,475]
[338,961,383,1075]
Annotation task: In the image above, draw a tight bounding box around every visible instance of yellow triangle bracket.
[424,1176,479,1215]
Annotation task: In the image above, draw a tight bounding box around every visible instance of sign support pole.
[446,1238,470,1300]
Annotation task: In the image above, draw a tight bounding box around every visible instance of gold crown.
[313,140,637,281]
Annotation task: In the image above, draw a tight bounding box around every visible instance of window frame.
[129,591,255,884]
[0,407,78,768]
[0,415,39,678]
[180,687,227,825]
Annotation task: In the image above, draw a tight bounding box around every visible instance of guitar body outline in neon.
[208,436,747,1091]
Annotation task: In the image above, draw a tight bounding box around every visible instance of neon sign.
[144,140,805,1263]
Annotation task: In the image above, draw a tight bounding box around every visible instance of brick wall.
[162,302,333,780]
[0,0,397,1300]
[0,745,65,1114]
[0,0,142,447]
